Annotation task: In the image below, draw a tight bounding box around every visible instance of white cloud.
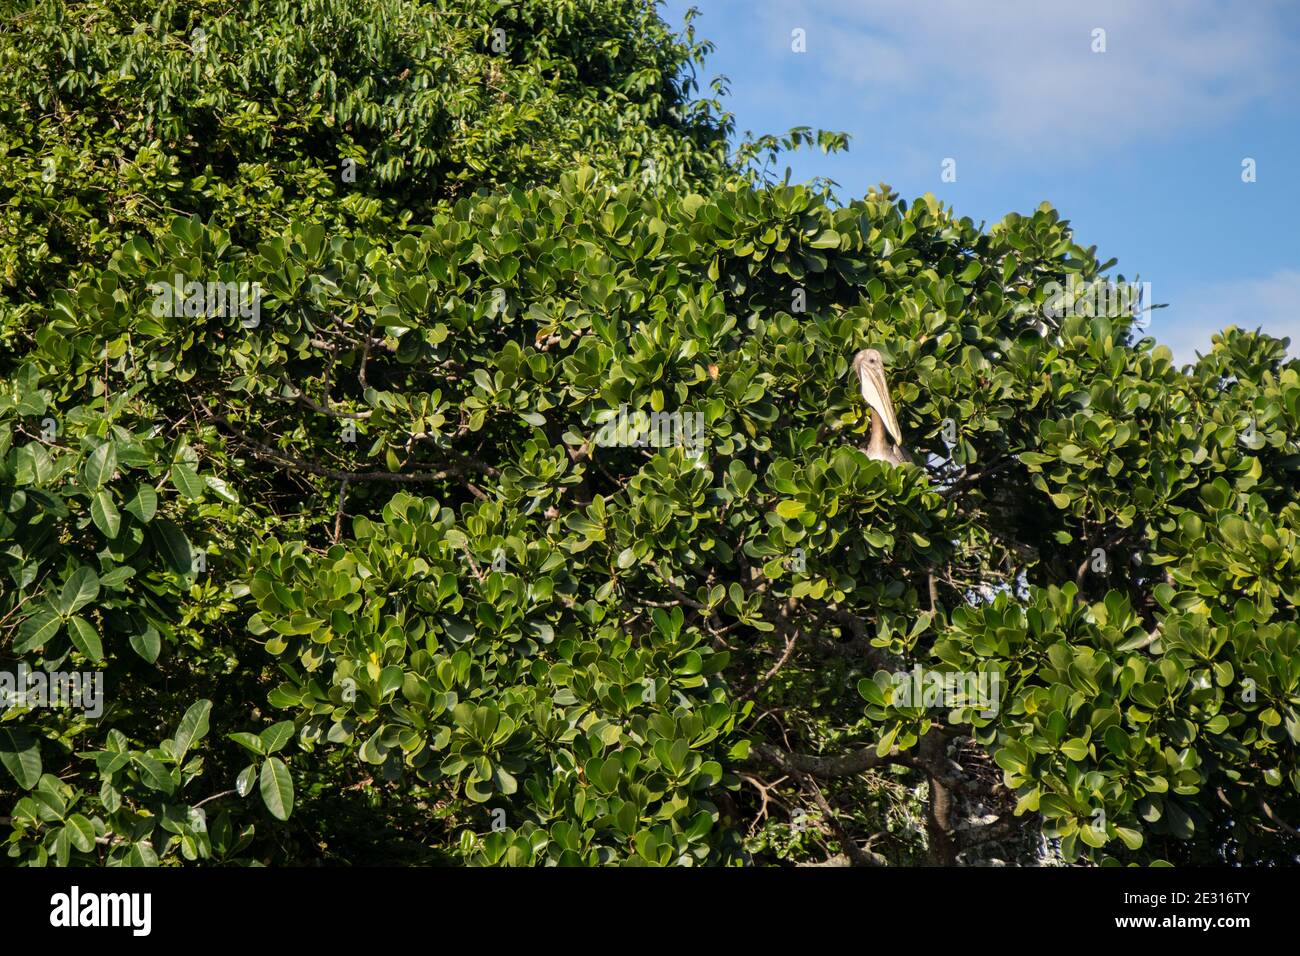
[1152,269,1300,364]
[755,0,1296,160]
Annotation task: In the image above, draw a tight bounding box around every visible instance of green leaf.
[53,827,70,866]
[134,754,175,794]
[260,757,294,820]
[171,462,205,500]
[82,441,117,490]
[67,615,104,663]
[99,566,135,590]
[259,720,295,754]
[129,624,161,664]
[0,728,42,789]
[1060,738,1090,761]
[236,763,257,797]
[876,723,900,758]
[1079,821,1108,848]
[1116,826,1144,850]
[66,814,96,853]
[229,732,266,756]
[466,777,495,803]
[359,731,390,765]
[123,483,158,523]
[204,475,239,504]
[127,841,159,867]
[857,677,887,706]
[14,608,61,653]
[58,565,100,616]
[90,489,121,538]
[174,700,213,757]
[152,519,193,575]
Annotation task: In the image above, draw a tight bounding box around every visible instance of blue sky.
[660,0,1300,363]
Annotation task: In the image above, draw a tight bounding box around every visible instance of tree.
[0,0,735,303]
[2,0,1296,866]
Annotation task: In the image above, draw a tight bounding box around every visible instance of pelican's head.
[851,348,904,445]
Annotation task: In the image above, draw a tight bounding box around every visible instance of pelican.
[851,348,911,465]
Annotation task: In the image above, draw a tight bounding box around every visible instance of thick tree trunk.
[921,734,959,865]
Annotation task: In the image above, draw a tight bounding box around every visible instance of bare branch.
[278,373,372,419]
[749,742,900,779]
[201,404,492,498]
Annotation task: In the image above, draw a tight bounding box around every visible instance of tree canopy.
[1,0,1297,867]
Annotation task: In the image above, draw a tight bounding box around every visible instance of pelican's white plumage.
[851,348,909,466]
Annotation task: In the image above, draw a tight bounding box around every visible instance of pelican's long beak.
[857,363,904,446]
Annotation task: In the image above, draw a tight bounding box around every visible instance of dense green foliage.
[2,0,1297,867]
[1,0,735,299]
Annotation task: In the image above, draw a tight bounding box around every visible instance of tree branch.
[202,404,493,498]
[278,373,372,419]
[749,742,900,779]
